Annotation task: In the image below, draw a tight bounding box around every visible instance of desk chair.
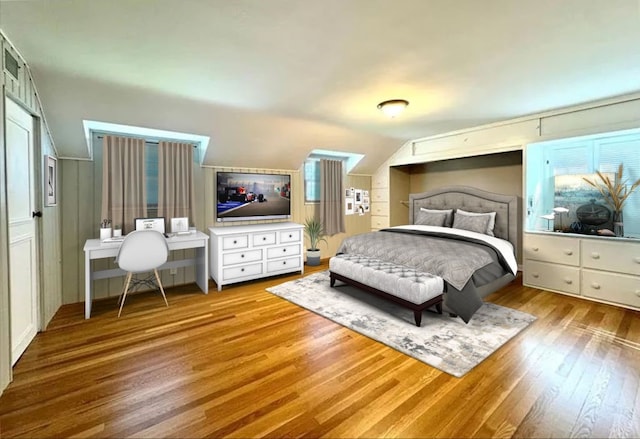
[115,230,169,317]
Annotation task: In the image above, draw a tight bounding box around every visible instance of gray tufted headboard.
[409,186,520,257]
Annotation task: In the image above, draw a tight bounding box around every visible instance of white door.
[6,98,39,366]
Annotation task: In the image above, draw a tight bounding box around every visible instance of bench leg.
[436,302,442,314]
[413,310,422,327]
[330,273,336,287]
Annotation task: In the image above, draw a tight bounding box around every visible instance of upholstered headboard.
[409,186,520,257]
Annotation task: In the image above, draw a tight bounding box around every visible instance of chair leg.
[118,272,133,317]
[154,269,169,307]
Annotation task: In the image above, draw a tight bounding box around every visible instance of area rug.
[266,271,536,377]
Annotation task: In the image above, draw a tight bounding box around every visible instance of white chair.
[115,230,169,317]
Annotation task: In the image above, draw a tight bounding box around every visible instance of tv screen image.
[216,172,291,222]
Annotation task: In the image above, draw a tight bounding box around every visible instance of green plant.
[304,217,328,251]
[583,163,640,213]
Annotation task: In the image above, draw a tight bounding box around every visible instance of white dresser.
[209,222,304,291]
[523,232,640,310]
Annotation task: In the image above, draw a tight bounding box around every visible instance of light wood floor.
[1,261,639,438]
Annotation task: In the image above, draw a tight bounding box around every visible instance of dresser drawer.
[223,263,262,280]
[370,202,388,217]
[267,256,301,273]
[222,235,249,250]
[222,249,262,266]
[581,239,640,275]
[524,234,579,266]
[371,215,390,230]
[582,269,640,308]
[370,188,389,203]
[372,168,389,188]
[253,232,277,246]
[524,260,580,295]
[279,229,301,243]
[267,244,300,259]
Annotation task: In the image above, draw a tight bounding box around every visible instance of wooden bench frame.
[329,271,444,327]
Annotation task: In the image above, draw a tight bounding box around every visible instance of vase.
[613,210,624,237]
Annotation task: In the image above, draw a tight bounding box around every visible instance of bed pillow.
[455,209,497,236]
[415,210,448,227]
[419,207,454,227]
[452,213,491,235]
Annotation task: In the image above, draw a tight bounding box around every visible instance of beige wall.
[407,150,523,196]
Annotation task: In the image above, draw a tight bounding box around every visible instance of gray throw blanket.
[336,229,508,322]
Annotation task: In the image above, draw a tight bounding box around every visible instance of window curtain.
[157,141,195,227]
[101,135,147,234]
[320,159,345,236]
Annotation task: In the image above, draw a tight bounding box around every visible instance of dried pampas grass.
[583,164,640,213]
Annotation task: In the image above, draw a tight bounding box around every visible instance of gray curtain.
[320,159,345,235]
[101,135,147,234]
[157,141,195,227]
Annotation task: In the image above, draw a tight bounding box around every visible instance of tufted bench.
[329,254,444,326]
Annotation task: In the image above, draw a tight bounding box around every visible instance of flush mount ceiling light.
[377,99,409,118]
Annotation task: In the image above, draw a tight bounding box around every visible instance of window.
[145,143,159,216]
[303,149,364,203]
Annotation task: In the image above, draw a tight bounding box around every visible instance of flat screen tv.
[216,171,291,222]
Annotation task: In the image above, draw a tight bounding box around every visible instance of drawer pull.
[591,252,600,259]
[635,290,640,297]
[263,237,267,241]
[532,247,539,252]
[563,250,573,256]
[564,278,573,285]
[283,248,287,252]
[233,240,237,244]
[241,254,245,258]
[634,257,640,264]
[591,283,601,290]
[532,273,540,279]
[283,261,287,265]
[288,234,292,238]
[241,268,245,272]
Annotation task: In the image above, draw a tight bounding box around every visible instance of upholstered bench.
[329,254,444,326]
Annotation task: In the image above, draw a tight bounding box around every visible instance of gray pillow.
[419,208,454,227]
[452,213,491,234]
[415,210,448,227]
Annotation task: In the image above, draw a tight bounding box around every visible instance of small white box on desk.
[99,227,112,241]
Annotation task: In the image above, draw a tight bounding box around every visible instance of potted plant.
[304,216,327,266]
[583,163,640,237]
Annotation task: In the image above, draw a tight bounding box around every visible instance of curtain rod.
[96,135,198,147]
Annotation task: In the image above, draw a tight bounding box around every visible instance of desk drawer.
[279,229,301,243]
[223,263,262,280]
[267,257,301,273]
[222,235,249,250]
[267,244,300,259]
[253,232,277,246]
[223,249,262,266]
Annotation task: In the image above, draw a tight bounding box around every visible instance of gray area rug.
[266,271,536,377]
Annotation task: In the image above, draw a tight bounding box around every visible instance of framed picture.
[345,197,354,215]
[45,155,57,206]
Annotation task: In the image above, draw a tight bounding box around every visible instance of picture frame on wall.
[45,155,57,206]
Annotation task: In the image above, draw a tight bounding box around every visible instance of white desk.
[83,231,209,319]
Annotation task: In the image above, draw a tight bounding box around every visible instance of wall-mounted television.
[216,171,291,222]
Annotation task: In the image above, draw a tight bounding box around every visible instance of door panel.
[5,98,39,366]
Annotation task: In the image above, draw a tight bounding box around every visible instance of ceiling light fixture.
[377,99,409,118]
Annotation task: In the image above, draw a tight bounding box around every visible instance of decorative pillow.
[452,213,491,235]
[455,209,497,236]
[419,207,454,227]
[415,210,448,227]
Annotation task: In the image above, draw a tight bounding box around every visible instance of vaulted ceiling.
[1,0,639,174]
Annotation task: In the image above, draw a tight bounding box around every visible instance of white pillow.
[455,209,496,236]
[420,207,454,227]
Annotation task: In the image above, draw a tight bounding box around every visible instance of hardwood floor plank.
[0,263,639,438]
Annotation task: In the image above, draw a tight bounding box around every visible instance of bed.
[336,185,520,322]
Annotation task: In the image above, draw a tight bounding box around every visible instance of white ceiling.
[1,0,639,174]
